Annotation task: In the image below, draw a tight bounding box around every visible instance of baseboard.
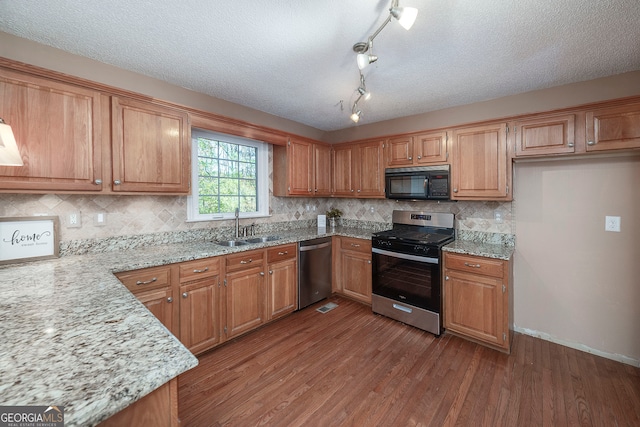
[514,326,640,368]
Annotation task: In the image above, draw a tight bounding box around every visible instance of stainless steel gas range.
[371,210,455,336]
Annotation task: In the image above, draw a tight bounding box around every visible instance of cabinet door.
[111,96,190,193]
[414,131,448,164]
[225,266,264,338]
[444,270,506,348]
[136,288,175,333]
[386,136,414,167]
[0,68,103,191]
[286,138,313,195]
[514,114,576,156]
[356,140,385,197]
[586,103,640,151]
[332,144,354,196]
[179,276,221,355]
[267,258,297,321]
[451,123,510,200]
[340,249,372,304]
[313,143,332,196]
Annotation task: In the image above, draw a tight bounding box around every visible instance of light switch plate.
[605,216,621,232]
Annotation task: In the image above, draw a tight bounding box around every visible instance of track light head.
[357,53,378,70]
[390,6,418,30]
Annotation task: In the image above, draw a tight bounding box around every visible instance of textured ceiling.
[1,0,639,132]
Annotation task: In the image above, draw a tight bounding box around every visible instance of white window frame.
[187,129,269,222]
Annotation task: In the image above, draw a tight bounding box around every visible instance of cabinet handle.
[567,142,574,147]
[240,259,253,264]
[351,243,361,248]
[94,179,102,185]
[193,267,209,273]
[453,188,458,193]
[277,251,288,255]
[114,180,122,185]
[167,297,173,303]
[135,277,157,285]
[464,262,481,268]
[587,140,596,146]
[182,292,188,298]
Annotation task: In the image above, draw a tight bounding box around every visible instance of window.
[188,129,269,221]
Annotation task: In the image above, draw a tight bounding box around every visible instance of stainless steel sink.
[214,240,249,247]
[243,235,281,244]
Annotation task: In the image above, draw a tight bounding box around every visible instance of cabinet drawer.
[339,237,371,253]
[226,249,264,272]
[267,243,297,263]
[444,253,504,278]
[116,265,172,293]
[179,257,220,282]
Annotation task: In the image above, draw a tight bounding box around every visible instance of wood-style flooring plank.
[178,296,640,427]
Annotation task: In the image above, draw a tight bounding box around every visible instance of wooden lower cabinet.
[225,249,266,339]
[443,252,513,353]
[99,378,178,427]
[266,244,298,320]
[334,237,372,304]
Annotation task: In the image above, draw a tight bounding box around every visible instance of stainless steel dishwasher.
[298,237,332,309]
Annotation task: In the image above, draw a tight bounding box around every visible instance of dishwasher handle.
[299,241,331,252]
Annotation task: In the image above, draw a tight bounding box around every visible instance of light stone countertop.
[443,240,515,260]
[0,226,375,427]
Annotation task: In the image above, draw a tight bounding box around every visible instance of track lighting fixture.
[348,0,418,123]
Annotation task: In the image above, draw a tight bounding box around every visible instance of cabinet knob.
[453,188,458,193]
[314,188,318,192]
[259,271,265,276]
[167,297,173,303]
[351,189,354,192]
[182,292,188,298]
[587,140,596,146]
[357,189,361,193]
[94,179,102,185]
[567,142,574,147]
[114,180,122,185]
[445,276,449,280]
[368,260,371,264]
[408,156,412,160]
[269,270,273,275]
[308,188,312,192]
[417,155,422,160]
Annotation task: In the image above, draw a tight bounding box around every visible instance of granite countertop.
[0,226,373,426]
[443,240,515,260]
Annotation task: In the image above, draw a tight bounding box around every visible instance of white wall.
[513,155,640,366]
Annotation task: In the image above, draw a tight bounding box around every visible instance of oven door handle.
[372,248,439,264]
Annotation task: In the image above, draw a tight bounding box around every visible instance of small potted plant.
[326,207,343,229]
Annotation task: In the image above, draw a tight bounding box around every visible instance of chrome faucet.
[234,207,240,238]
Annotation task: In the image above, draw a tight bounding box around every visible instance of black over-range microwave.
[385,165,450,200]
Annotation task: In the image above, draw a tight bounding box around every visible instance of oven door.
[372,247,441,313]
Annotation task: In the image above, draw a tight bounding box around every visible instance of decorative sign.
[0,216,59,265]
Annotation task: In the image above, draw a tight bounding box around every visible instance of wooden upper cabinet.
[356,139,385,197]
[414,131,448,164]
[111,96,190,193]
[332,140,384,198]
[313,143,332,196]
[586,103,640,152]
[386,132,447,167]
[451,123,511,200]
[386,136,413,167]
[0,68,103,192]
[332,144,354,196]
[514,114,576,156]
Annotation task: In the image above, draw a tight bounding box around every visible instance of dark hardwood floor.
[178,296,640,426]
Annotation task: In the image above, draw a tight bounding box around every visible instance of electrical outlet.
[605,216,621,232]
[68,212,81,228]
[494,211,503,223]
